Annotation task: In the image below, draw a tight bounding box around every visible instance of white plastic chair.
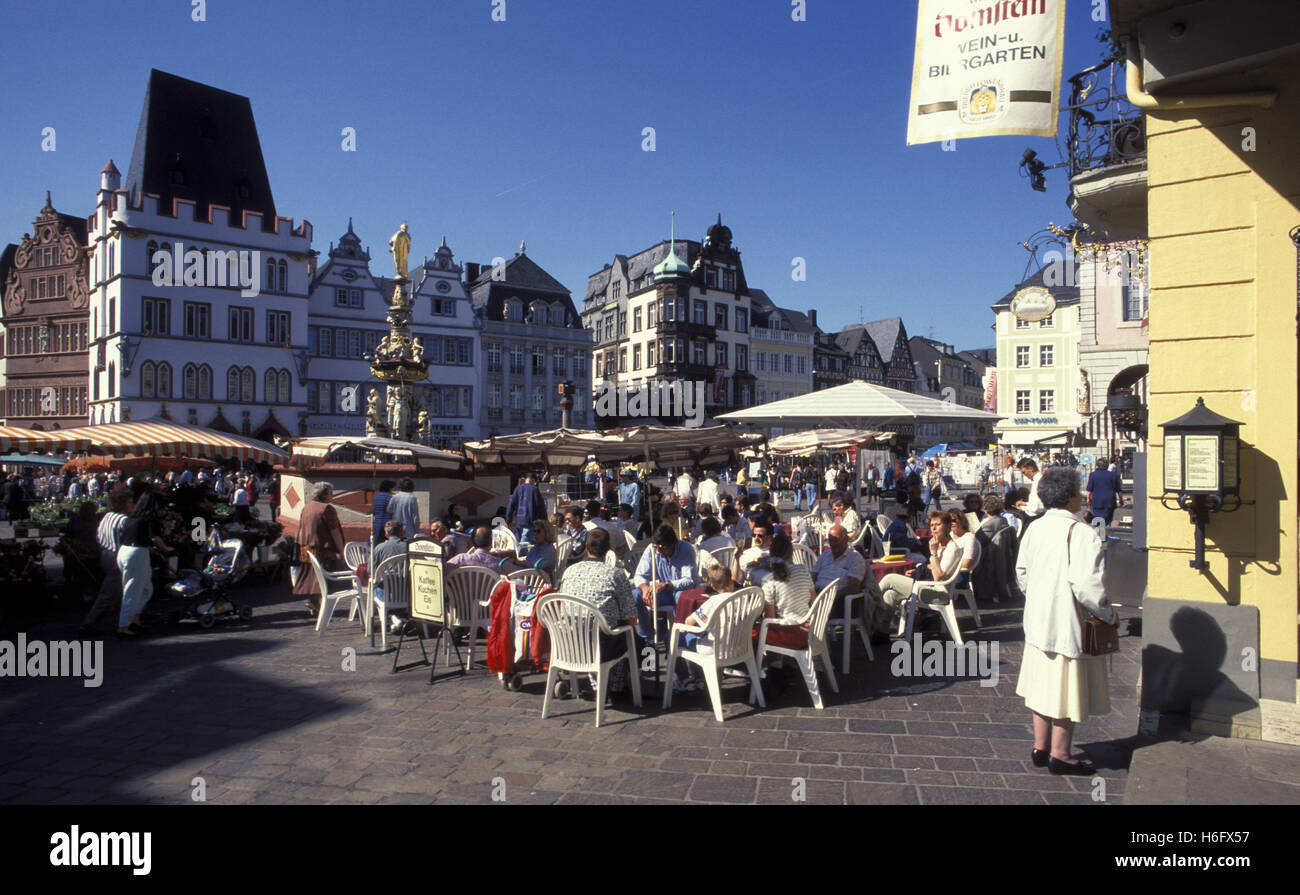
[604,549,619,567]
[662,586,767,722]
[876,514,891,538]
[951,548,983,630]
[556,536,576,572]
[697,545,736,578]
[369,552,412,648]
[343,540,372,624]
[790,542,819,570]
[829,576,877,674]
[308,550,363,638]
[343,541,369,572]
[491,525,518,554]
[756,578,841,710]
[536,593,642,727]
[444,566,499,671]
[899,547,967,644]
[507,567,551,595]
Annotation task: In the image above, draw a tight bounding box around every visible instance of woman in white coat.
[1014,467,1117,776]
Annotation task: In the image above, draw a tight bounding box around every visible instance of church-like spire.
[652,210,691,281]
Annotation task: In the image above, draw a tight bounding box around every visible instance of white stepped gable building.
[305,223,480,445]
[87,70,311,441]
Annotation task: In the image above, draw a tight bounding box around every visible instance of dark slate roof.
[991,264,1081,310]
[55,212,88,244]
[587,240,701,301]
[860,318,906,364]
[126,69,277,229]
[779,308,814,334]
[470,252,580,327]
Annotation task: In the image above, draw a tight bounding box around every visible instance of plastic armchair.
[444,566,499,671]
[756,578,841,710]
[308,550,363,638]
[790,542,819,570]
[507,567,551,596]
[828,574,877,674]
[491,525,518,554]
[535,593,643,728]
[342,540,371,624]
[876,514,891,538]
[369,552,413,649]
[662,586,767,722]
[899,547,967,644]
[697,545,736,578]
[951,549,983,629]
[556,536,576,572]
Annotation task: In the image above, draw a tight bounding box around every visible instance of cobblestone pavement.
[0,560,1142,805]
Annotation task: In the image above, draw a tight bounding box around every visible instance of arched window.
[277,260,287,293]
[227,366,241,400]
[197,364,211,400]
[241,367,254,402]
[107,242,115,279]
[156,362,172,398]
[183,363,197,399]
[265,256,277,292]
[531,303,547,326]
[140,361,156,397]
[277,369,291,403]
[264,369,276,402]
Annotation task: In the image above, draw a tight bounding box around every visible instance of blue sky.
[1,0,1112,349]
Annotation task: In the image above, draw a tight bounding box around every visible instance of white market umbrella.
[718,381,1003,428]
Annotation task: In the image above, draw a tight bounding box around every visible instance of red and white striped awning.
[0,426,92,454]
[56,420,288,464]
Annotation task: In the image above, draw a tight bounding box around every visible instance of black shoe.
[1031,748,1049,768]
[1048,756,1097,775]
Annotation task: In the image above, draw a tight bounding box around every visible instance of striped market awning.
[56,420,288,464]
[0,426,92,454]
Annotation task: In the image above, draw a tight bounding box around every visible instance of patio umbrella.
[55,420,289,464]
[718,380,1004,428]
[288,435,464,472]
[765,428,896,456]
[1,453,71,467]
[462,425,764,472]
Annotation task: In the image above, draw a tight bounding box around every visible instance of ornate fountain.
[365,224,431,443]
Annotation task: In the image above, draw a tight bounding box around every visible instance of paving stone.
[918,786,1045,805]
[689,774,758,803]
[846,782,919,804]
[756,777,845,804]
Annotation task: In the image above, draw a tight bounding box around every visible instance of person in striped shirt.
[78,490,133,635]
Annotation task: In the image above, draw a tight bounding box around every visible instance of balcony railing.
[1065,62,1146,179]
[751,327,811,345]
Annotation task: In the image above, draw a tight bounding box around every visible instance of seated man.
[559,527,638,695]
[883,508,926,563]
[428,519,464,558]
[561,506,587,555]
[584,499,626,555]
[631,524,699,641]
[734,519,775,586]
[811,524,866,603]
[372,519,408,568]
[447,525,520,573]
[722,505,752,550]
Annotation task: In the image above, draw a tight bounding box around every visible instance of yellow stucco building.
[1110,0,1299,735]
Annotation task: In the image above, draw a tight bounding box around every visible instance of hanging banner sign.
[907,0,1066,146]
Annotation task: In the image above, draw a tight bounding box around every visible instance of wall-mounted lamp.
[1158,397,1242,571]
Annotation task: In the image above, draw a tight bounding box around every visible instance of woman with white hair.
[1015,466,1117,776]
[293,481,347,615]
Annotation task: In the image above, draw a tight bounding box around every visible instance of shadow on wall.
[1142,605,1256,723]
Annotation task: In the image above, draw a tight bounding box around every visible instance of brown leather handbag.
[1066,522,1119,656]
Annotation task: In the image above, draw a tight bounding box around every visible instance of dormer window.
[505,299,523,322]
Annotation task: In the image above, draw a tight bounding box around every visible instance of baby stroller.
[162,525,253,628]
[485,576,553,691]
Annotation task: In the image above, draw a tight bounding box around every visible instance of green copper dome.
[652,243,690,280]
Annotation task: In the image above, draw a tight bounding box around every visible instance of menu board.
[1184,435,1220,491]
[408,557,445,624]
[1163,436,1183,491]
